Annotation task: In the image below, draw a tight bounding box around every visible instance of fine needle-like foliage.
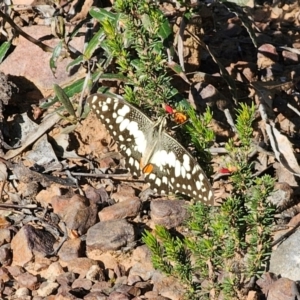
[143,103,276,300]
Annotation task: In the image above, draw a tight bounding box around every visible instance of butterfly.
[88,93,214,205]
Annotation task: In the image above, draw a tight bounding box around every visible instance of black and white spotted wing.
[88,93,214,205]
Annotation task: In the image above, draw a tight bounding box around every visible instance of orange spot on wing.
[142,164,154,174]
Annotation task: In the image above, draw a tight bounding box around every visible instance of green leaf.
[168,61,184,74]
[67,55,84,72]
[39,97,58,109]
[89,7,118,24]
[53,84,76,117]
[40,69,100,109]
[63,69,102,97]
[81,101,91,119]
[50,41,63,76]
[83,28,105,60]
[141,14,152,32]
[168,61,190,84]
[131,59,144,71]
[152,41,164,53]
[99,40,112,55]
[0,41,11,63]
[99,73,129,82]
[158,19,172,40]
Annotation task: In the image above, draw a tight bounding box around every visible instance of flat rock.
[0,25,84,95]
[58,238,83,261]
[270,229,300,280]
[86,219,135,256]
[60,258,98,279]
[85,265,105,282]
[37,281,59,297]
[99,198,141,221]
[152,271,185,300]
[16,272,39,290]
[150,199,188,228]
[11,226,34,267]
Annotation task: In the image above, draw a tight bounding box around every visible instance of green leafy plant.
[78,0,216,172]
[88,0,177,111]
[143,103,276,299]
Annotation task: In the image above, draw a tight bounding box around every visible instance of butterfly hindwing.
[146,133,213,202]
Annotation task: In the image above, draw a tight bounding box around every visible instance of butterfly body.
[88,93,214,205]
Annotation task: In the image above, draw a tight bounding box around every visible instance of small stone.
[40,261,64,282]
[267,182,293,209]
[0,229,11,246]
[56,272,76,286]
[6,265,24,277]
[15,287,30,297]
[115,276,128,285]
[24,253,53,274]
[60,258,98,279]
[247,290,259,300]
[0,25,85,93]
[91,281,112,292]
[0,267,11,282]
[150,200,188,228]
[282,50,299,65]
[129,264,154,282]
[115,284,141,297]
[84,291,107,300]
[99,198,141,221]
[2,285,14,297]
[90,253,118,270]
[11,227,33,267]
[37,281,59,297]
[85,265,105,282]
[0,245,12,266]
[72,278,92,290]
[268,277,300,300]
[52,194,93,235]
[54,291,79,299]
[110,185,137,203]
[152,271,186,300]
[32,297,43,300]
[134,281,152,293]
[58,238,83,261]
[257,44,279,69]
[189,82,221,110]
[127,275,141,286]
[16,272,39,290]
[144,291,169,300]
[107,291,130,300]
[86,219,135,256]
[57,284,72,296]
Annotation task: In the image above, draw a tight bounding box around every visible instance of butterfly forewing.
[88,93,214,205]
[88,93,151,176]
